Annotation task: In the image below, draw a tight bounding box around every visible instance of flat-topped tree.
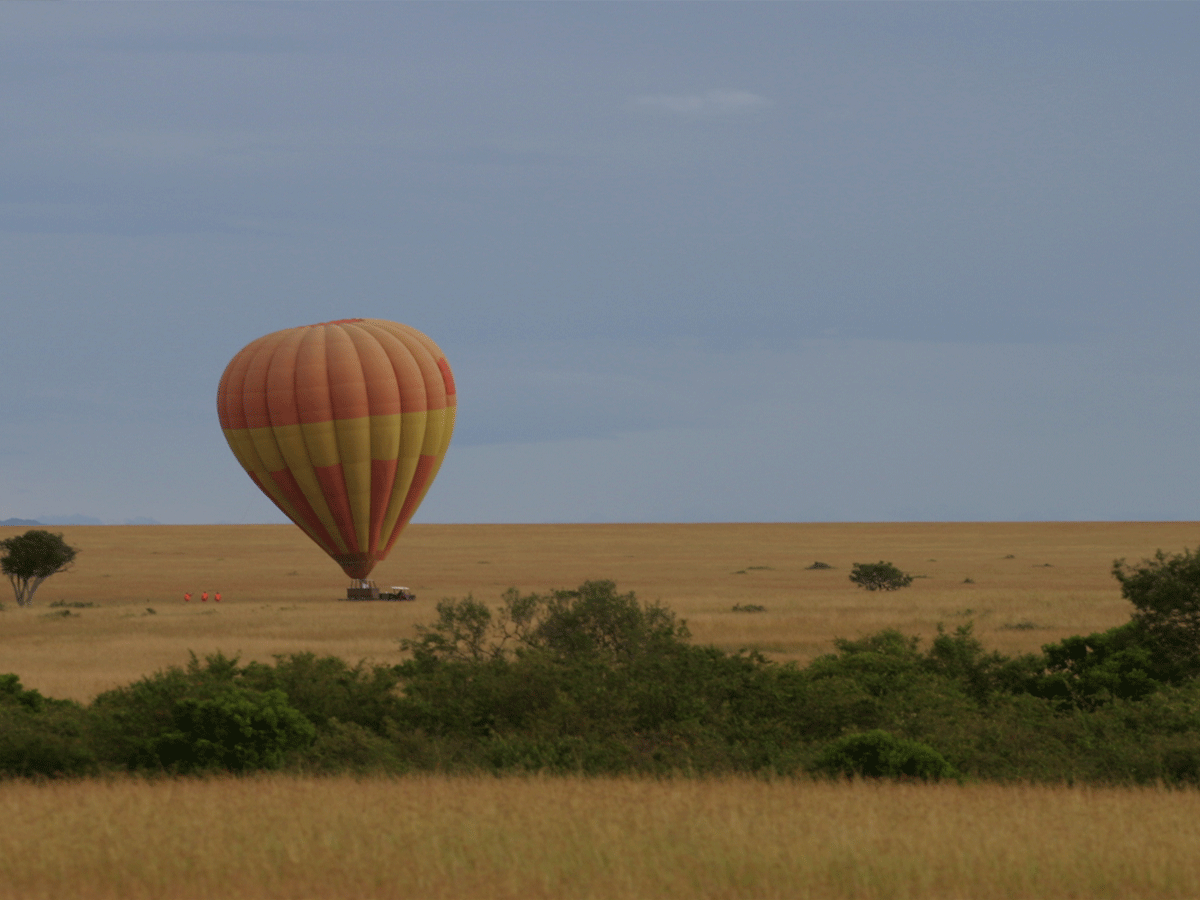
[849,561,914,592]
[1,530,78,607]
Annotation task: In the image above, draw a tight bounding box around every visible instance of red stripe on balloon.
[313,463,360,553]
[264,329,306,429]
[369,457,399,553]
[437,357,456,398]
[382,454,435,555]
[245,339,283,429]
[266,469,341,555]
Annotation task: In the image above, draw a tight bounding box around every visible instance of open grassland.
[3,774,1199,900]
[6,523,1200,899]
[1,521,1197,701]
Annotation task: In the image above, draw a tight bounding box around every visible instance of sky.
[1,3,1198,525]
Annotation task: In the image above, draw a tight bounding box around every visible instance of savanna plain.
[4,521,1199,899]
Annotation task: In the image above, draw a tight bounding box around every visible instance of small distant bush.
[1001,620,1037,631]
[849,561,914,592]
[806,561,833,570]
[811,730,957,781]
[732,604,766,613]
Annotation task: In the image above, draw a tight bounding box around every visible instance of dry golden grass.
[2,521,1198,700]
[5,523,1200,899]
[2,774,1198,899]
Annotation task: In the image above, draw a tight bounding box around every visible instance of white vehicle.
[344,580,416,601]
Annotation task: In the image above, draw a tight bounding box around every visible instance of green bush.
[148,687,315,774]
[8,569,1200,783]
[0,674,96,777]
[297,718,410,775]
[240,652,402,733]
[1030,623,1164,709]
[530,580,688,662]
[812,730,957,781]
[1113,548,1200,674]
[849,561,914,592]
[400,580,689,667]
[90,653,315,773]
[0,673,48,712]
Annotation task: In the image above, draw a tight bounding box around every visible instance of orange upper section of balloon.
[217,319,455,580]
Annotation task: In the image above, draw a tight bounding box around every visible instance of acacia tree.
[1,530,79,607]
[849,561,914,592]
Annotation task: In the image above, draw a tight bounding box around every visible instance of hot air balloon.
[217,319,455,582]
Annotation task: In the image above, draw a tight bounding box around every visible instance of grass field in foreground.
[1,521,1197,701]
[2,774,1198,900]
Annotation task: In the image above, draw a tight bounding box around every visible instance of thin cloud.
[630,89,773,116]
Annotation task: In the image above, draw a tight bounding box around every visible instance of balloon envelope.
[217,319,455,579]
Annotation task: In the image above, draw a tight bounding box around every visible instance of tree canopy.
[849,561,914,592]
[1,530,79,607]
[1113,548,1200,674]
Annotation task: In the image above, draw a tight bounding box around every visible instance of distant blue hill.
[0,518,43,527]
[32,515,104,526]
[123,517,161,525]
